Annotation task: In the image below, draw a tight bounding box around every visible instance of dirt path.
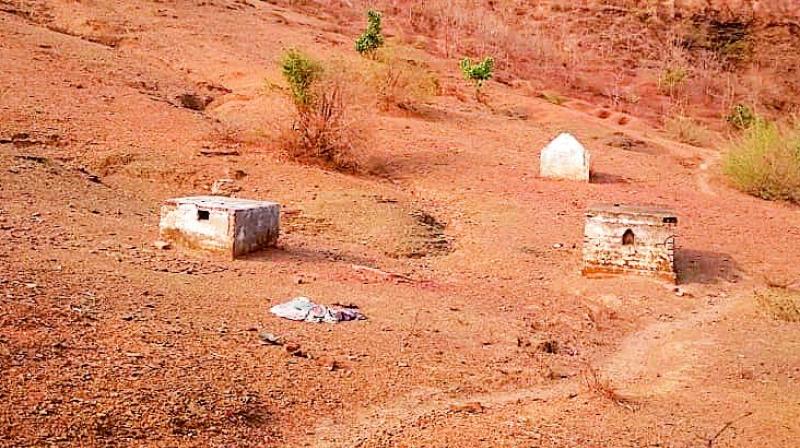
[298,290,743,447]
[601,291,740,398]
[696,151,721,197]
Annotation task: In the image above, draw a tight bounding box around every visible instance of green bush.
[281,49,323,108]
[727,104,758,130]
[658,66,688,96]
[459,56,494,88]
[723,120,800,204]
[278,50,362,172]
[355,10,385,57]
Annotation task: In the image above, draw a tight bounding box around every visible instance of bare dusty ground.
[1,1,799,447]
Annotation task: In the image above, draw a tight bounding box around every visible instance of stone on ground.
[539,133,591,181]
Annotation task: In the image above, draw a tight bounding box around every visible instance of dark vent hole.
[622,229,635,246]
[198,210,210,220]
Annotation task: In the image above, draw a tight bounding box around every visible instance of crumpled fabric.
[270,297,365,323]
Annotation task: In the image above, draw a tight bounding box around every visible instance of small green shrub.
[658,66,688,96]
[459,56,493,101]
[355,10,385,57]
[727,104,758,130]
[723,120,800,204]
[281,49,323,108]
[459,56,494,88]
[278,50,363,172]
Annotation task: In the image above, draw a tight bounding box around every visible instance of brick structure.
[582,203,678,282]
[160,196,280,258]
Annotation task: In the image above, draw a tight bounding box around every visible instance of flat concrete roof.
[164,196,279,211]
[586,203,677,219]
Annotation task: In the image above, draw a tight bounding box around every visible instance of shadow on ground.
[676,249,741,285]
[591,171,630,184]
[242,243,378,267]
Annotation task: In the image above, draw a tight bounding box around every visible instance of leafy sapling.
[281,49,323,108]
[356,10,385,57]
[459,56,494,100]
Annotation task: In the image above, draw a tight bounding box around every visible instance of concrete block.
[539,133,591,181]
[582,203,678,282]
[159,196,279,258]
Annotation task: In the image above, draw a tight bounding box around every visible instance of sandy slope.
[1,1,798,447]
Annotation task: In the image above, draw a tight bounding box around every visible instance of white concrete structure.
[539,133,591,181]
[582,203,678,283]
[159,196,279,258]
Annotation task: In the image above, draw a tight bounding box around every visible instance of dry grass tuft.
[665,115,714,147]
[367,48,439,112]
[581,365,636,409]
[208,122,247,146]
[277,50,370,173]
[540,90,567,106]
[658,66,689,97]
[279,79,367,173]
[755,287,800,323]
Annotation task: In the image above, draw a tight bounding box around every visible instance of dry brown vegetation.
[279,78,367,172]
[580,364,636,409]
[755,287,800,322]
[277,50,369,172]
[367,48,440,112]
[280,0,800,127]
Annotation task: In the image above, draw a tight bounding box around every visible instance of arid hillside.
[277,0,800,128]
[1,1,799,447]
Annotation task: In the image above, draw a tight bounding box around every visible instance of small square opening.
[197,209,210,220]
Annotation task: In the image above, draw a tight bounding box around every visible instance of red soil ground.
[1,1,798,447]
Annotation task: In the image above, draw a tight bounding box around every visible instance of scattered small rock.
[448,401,484,414]
[518,336,560,354]
[397,361,409,368]
[315,355,340,371]
[284,343,307,358]
[671,286,693,297]
[178,92,213,111]
[199,149,240,157]
[546,366,574,380]
[226,168,247,180]
[153,240,171,250]
[259,332,282,346]
[210,178,240,196]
